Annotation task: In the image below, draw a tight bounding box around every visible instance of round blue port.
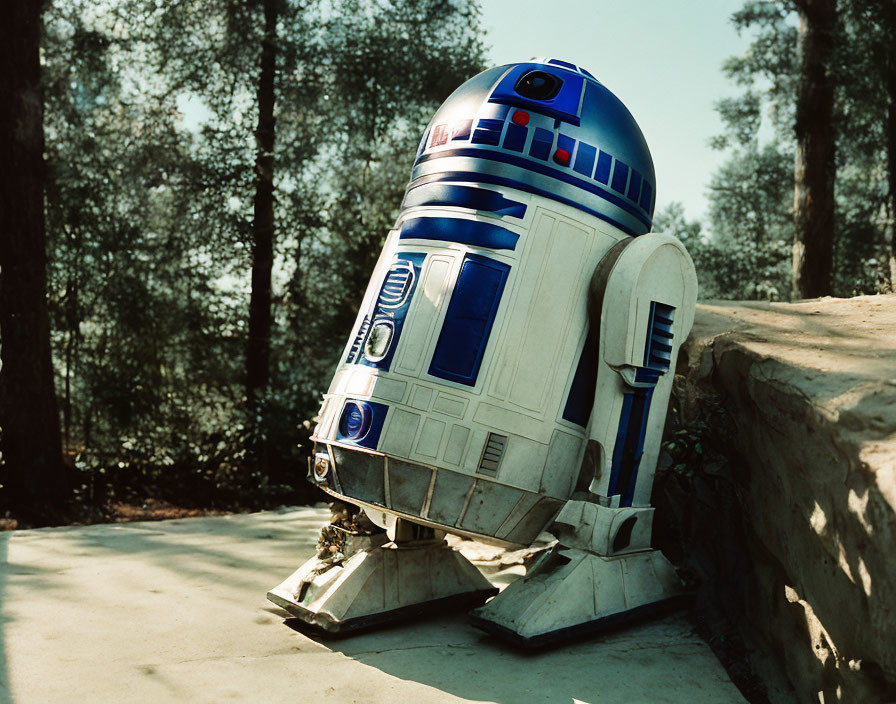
[339,401,372,441]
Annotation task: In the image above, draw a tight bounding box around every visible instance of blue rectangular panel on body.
[400,216,519,249]
[573,142,596,176]
[357,253,426,372]
[607,389,653,507]
[488,63,585,125]
[595,150,612,184]
[502,123,528,152]
[611,160,629,194]
[529,127,554,160]
[428,254,511,386]
[627,169,642,202]
[562,327,599,426]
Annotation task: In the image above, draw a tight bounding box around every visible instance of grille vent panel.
[477,432,507,477]
[378,262,415,309]
[644,302,675,372]
[347,315,371,363]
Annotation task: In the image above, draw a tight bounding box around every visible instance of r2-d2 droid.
[268,58,697,646]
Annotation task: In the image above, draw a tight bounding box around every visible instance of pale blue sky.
[480,0,751,222]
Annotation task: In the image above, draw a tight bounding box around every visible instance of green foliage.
[698,0,894,300]
[39,0,486,512]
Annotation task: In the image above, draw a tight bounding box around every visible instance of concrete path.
[0,507,746,703]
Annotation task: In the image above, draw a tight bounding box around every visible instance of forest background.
[1,0,894,526]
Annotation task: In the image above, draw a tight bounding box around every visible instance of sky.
[479,0,752,222]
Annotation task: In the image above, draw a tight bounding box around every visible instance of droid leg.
[469,500,685,647]
[267,517,497,634]
[470,234,697,647]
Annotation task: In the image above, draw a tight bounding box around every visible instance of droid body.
[269,59,697,645]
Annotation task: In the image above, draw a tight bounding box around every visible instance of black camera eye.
[514,70,562,101]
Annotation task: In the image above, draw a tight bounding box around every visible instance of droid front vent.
[378,261,415,309]
[477,433,507,477]
[347,315,371,363]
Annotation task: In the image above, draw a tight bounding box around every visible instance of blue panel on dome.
[529,127,554,160]
[627,169,642,202]
[403,184,527,218]
[573,142,596,176]
[502,123,528,152]
[548,58,578,71]
[611,161,629,194]
[640,181,653,212]
[452,119,473,141]
[472,118,504,145]
[595,151,612,184]
[556,134,575,159]
[400,216,519,250]
[488,63,585,126]
[429,254,510,386]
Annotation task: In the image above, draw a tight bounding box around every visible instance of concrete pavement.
[0,507,746,703]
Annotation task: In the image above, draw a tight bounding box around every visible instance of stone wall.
[653,296,896,704]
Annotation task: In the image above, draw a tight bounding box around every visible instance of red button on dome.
[511,111,530,126]
[553,148,571,166]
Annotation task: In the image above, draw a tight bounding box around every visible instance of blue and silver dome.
[409,58,656,237]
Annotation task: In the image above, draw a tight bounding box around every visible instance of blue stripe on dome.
[407,171,642,237]
[414,148,652,230]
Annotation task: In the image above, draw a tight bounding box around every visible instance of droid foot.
[469,545,686,648]
[267,519,497,634]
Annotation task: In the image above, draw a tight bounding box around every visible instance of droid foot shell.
[469,545,687,648]
[267,539,497,635]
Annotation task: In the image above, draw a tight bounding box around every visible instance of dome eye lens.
[514,70,562,101]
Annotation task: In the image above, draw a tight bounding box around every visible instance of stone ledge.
[660,295,896,703]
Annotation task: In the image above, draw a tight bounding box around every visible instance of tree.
[0,0,68,522]
[33,0,487,511]
[792,0,838,298]
[246,0,279,401]
[707,0,894,300]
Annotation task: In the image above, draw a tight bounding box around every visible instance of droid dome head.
[413,58,656,236]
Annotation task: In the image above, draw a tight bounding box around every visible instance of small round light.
[339,401,372,441]
[313,455,329,481]
[553,148,571,166]
[512,111,530,126]
[364,321,394,362]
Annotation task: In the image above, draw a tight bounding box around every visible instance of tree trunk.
[884,1,896,290]
[246,0,278,400]
[792,0,837,299]
[0,0,68,522]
